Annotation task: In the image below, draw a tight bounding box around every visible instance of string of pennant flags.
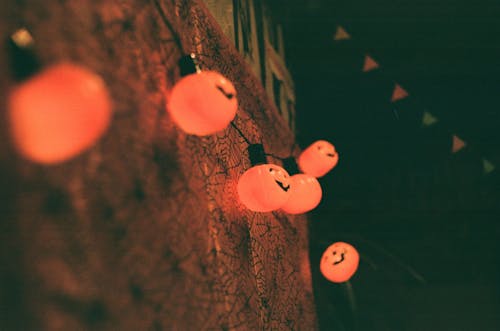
[333,25,496,175]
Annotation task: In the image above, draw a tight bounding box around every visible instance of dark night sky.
[275,0,500,329]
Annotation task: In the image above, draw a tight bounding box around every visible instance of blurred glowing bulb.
[8,63,112,164]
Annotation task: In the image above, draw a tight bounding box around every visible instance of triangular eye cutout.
[334,26,351,41]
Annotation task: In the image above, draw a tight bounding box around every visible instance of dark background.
[276,0,500,329]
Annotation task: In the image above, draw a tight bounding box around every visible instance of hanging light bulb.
[281,174,322,214]
[320,242,359,283]
[238,164,292,212]
[298,140,339,178]
[7,28,112,164]
[237,144,291,212]
[167,54,237,136]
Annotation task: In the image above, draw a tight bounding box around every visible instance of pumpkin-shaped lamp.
[320,242,359,283]
[238,164,292,212]
[7,29,112,164]
[167,54,237,136]
[298,140,339,178]
[281,174,322,214]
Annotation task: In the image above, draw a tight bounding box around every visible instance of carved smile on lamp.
[238,164,292,212]
[275,180,290,192]
[270,167,290,192]
[216,84,235,99]
[332,250,346,265]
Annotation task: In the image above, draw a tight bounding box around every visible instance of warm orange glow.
[167,71,237,136]
[298,140,339,178]
[281,174,322,214]
[8,63,112,164]
[237,164,291,212]
[320,242,359,283]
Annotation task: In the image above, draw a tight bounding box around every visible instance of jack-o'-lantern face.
[237,164,291,212]
[168,71,237,136]
[298,140,339,178]
[320,242,359,283]
[281,174,322,214]
[269,166,291,192]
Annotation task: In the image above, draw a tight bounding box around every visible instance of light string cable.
[230,120,299,167]
[152,0,185,54]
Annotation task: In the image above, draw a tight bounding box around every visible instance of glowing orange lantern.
[237,164,291,212]
[167,70,237,136]
[281,174,322,214]
[298,140,339,178]
[8,63,112,164]
[320,242,359,283]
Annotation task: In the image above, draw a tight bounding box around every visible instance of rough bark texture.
[0,0,317,330]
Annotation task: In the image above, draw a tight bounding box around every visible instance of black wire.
[264,152,286,161]
[152,0,185,53]
[230,122,252,145]
[265,141,301,160]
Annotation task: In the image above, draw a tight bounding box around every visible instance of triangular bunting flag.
[391,84,409,102]
[451,135,466,153]
[422,111,438,127]
[334,26,351,41]
[363,55,379,72]
[483,159,495,174]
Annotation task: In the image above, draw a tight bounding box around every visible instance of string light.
[280,173,322,214]
[237,144,292,212]
[167,54,238,136]
[231,133,334,215]
[7,16,338,218]
[154,1,334,217]
[238,164,292,212]
[320,242,359,283]
[298,140,339,178]
[278,157,323,214]
[7,28,112,164]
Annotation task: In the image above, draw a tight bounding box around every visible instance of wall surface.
[0,0,317,330]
